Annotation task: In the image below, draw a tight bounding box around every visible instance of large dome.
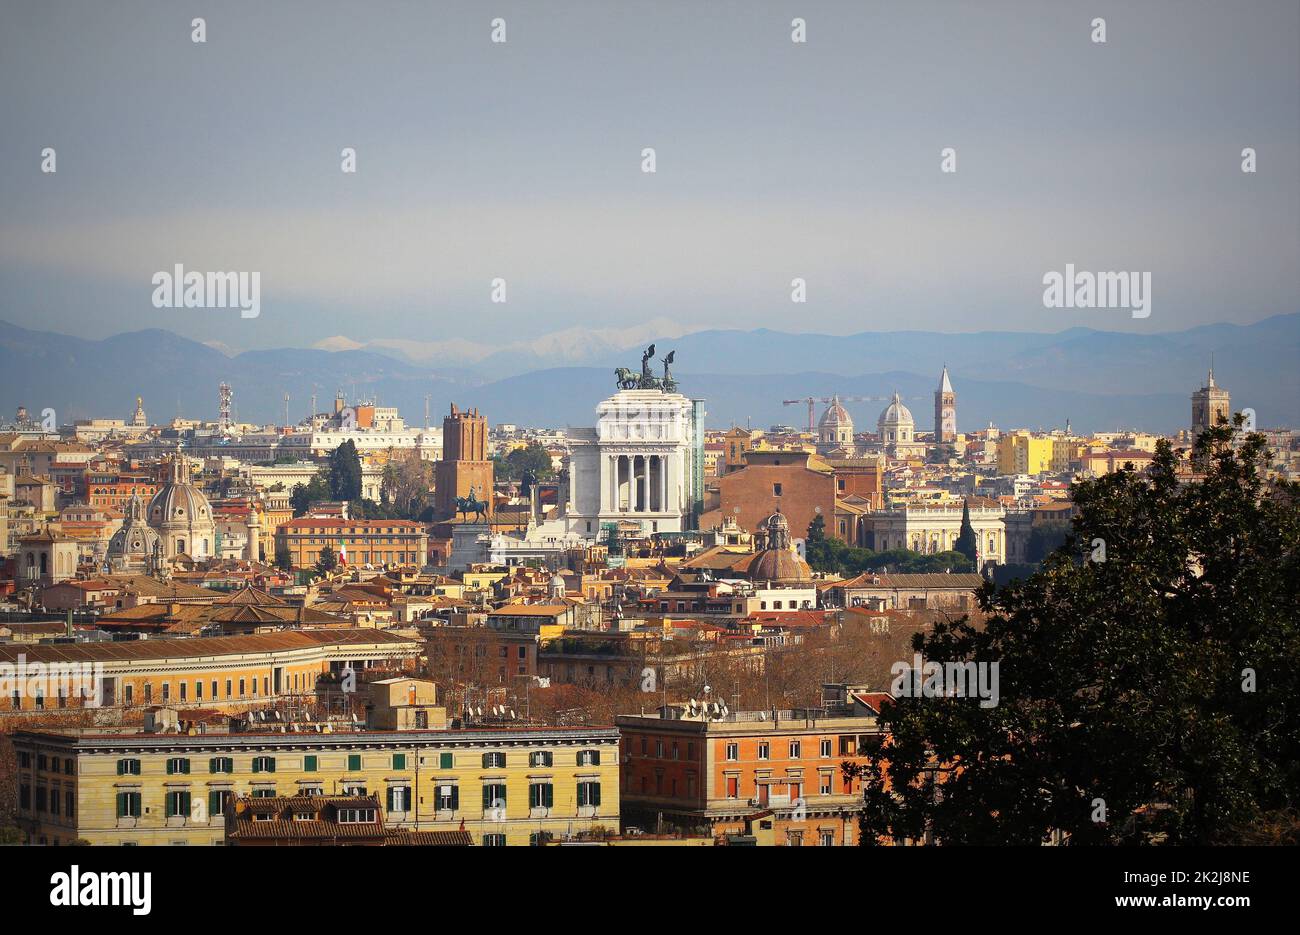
[818,396,853,429]
[878,392,914,427]
[147,446,216,559]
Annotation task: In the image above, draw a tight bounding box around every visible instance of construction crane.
[782,394,928,433]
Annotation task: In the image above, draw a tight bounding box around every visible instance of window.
[529,783,554,809]
[436,784,459,812]
[387,786,411,812]
[820,774,832,795]
[757,742,770,760]
[725,742,738,761]
[482,752,506,769]
[225,679,232,699]
[165,757,190,775]
[577,781,602,808]
[773,483,783,497]
[338,808,376,824]
[208,790,232,818]
[482,784,507,815]
[820,831,835,846]
[251,756,276,773]
[392,754,406,770]
[252,788,277,798]
[482,834,507,847]
[529,751,552,767]
[820,739,832,758]
[347,754,362,771]
[438,752,453,769]
[117,758,141,776]
[165,790,191,818]
[116,792,142,819]
[789,741,801,759]
[577,749,600,766]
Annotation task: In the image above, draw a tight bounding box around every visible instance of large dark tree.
[847,419,1300,845]
[329,440,363,501]
[314,544,338,576]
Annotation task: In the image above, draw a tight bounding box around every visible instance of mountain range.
[1,314,1295,435]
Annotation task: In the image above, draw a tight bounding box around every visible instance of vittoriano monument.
[615,344,677,393]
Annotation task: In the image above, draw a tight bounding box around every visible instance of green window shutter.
[182,759,190,774]
[393,754,405,770]
[208,758,216,774]
[450,786,459,810]
[348,754,361,771]
[544,784,554,808]
[117,760,124,776]
[483,786,492,808]
[209,791,221,817]
[440,752,452,769]
[387,787,395,811]
[304,755,317,772]
[252,758,261,774]
[529,785,539,808]
[267,757,276,774]
[165,759,174,775]
[182,791,191,815]
[116,793,125,818]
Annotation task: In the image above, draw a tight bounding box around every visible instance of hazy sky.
[1,0,1297,354]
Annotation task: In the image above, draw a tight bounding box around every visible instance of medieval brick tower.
[934,366,956,446]
[434,404,494,519]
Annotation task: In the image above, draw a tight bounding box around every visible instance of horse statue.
[614,367,640,390]
[454,486,489,523]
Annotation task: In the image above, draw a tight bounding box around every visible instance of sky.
[1,0,1297,355]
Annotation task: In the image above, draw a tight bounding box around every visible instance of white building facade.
[558,389,703,539]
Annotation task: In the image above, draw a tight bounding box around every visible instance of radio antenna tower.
[218,382,234,436]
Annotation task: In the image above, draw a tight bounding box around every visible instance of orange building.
[275,518,428,569]
[615,683,887,845]
[712,450,836,545]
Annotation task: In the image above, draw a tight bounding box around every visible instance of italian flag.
[337,537,348,566]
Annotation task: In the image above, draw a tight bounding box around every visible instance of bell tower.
[934,366,956,445]
[434,404,494,519]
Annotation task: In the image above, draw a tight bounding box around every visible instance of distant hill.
[0,314,1294,434]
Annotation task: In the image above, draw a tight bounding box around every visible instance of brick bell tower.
[434,404,494,519]
[934,366,956,446]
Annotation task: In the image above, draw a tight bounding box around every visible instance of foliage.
[806,513,975,575]
[492,442,554,482]
[846,419,1300,845]
[315,544,338,576]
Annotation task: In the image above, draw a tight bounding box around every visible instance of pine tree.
[953,498,978,565]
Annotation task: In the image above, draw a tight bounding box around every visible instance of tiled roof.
[0,627,418,666]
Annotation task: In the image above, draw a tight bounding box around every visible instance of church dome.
[107,491,160,569]
[878,393,914,427]
[746,512,813,585]
[147,445,216,559]
[818,397,853,430]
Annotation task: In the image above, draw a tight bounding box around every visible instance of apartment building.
[11,721,619,846]
[615,683,886,845]
[275,518,428,570]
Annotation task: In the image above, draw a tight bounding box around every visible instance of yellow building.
[13,722,620,846]
[996,432,1054,475]
[0,629,420,712]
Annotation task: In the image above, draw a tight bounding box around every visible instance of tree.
[329,440,363,501]
[493,443,554,482]
[315,544,338,576]
[847,419,1300,845]
[953,499,978,566]
[274,543,294,573]
[290,469,332,517]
